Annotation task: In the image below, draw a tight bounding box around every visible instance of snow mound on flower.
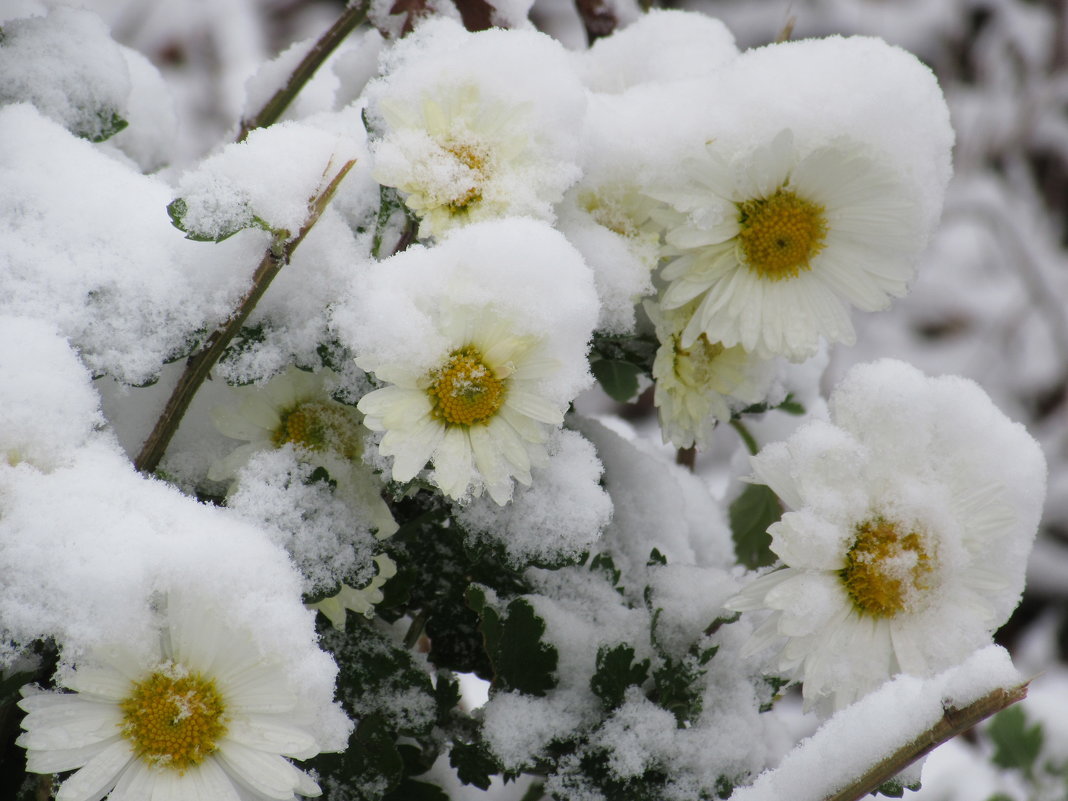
[332,217,599,407]
[0,7,130,142]
[456,428,612,566]
[0,317,103,471]
[226,446,381,596]
[0,104,249,386]
[174,120,362,240]
[0,439,350,748]
[576,9,738,92]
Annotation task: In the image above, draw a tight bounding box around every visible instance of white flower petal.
[54,738,132,801]
[223,717,319,760]
[216,740,310,800]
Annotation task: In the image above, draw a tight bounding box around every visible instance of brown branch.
[237,2,369,142]
[575,0,617,44]
[134,159,357,474]
[824,683,1029,801]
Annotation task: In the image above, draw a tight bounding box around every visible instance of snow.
[731,645,1022,801]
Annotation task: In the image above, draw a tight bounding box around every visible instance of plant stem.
[134,159,356,475]
[237,1,369,142]
[676,446,696,470]
[824,683,1029,801]
[730,419,760,456]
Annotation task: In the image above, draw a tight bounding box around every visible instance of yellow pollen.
[737,188,828,281]
[443,142,486,211]
[840,518,933,618]
[674,334,725,389]
[119,668,227,772]
[427,347,506,427]
[272,401,363,460]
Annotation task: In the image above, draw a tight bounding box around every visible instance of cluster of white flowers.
[0,3,1050,801]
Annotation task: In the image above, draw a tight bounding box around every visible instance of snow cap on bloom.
[574,9,738,93]
[649,35,952,361]
[726,359,1046,714]
[0,316,102,470]
[365,18,584,238]
[332,218,598,504]
[209,366,396,536]
[18,592,327,801]
[646,300,778,450]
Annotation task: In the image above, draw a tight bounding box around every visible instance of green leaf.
[646,548,667,567]
[729,483,781,569]
[166,197,276,243]
[450,741,500,790]
[321,623,436,736]
[493,599,559,696]
[989,706,1043,776]
[80,109,128,143]
[589,553,622,593]
[384,780,449,801]
[590,644,650,711]
[308,713,405,799]
[651,651,708,727]
[871,777,921,798]
[591,359,643,404]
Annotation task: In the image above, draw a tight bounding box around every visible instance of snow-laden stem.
[134,159,356,474]
[824,683,1029,801]
[236,1,369,142]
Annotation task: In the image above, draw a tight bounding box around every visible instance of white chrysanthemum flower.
[654,129,923,361]
[647,300,776,449]
[17,596,325,801]
[333,218,598,507]
[309,554,398,628]
[357,315,565,505]
[726,360,1046,715]
[372,83,574,238]
[210,366,396,538]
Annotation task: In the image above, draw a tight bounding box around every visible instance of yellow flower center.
[737,188,828,281]
[443,142,486,210]
[427,347,506,427]
[840,518,934,618]
[674,334,725,390]
[119,667,227,772]
[272,401,363,460]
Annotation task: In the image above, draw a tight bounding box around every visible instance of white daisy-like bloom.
[17,595,325,801]
[646,299,776,450]
[334,218,598,507]
[357,314,565,505]
[725,360,1046,715]
[209,365,396,539]
[653,129,924,361]
[372,82,577,239]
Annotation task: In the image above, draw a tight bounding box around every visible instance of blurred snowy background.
[7,0,1068,796]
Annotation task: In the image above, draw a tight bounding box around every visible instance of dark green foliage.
[82,109,127,142]
[989,706,1044,777]
[591,359,645,404]
[729,483,781,569]
[590,644,651,711]
[309,714,405,800]
[382,494,533,678]
[871,775,921,797]
[450,740,501,790]
[322,620,436,737]
[587,332,658,404]
[467,588,558,697]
